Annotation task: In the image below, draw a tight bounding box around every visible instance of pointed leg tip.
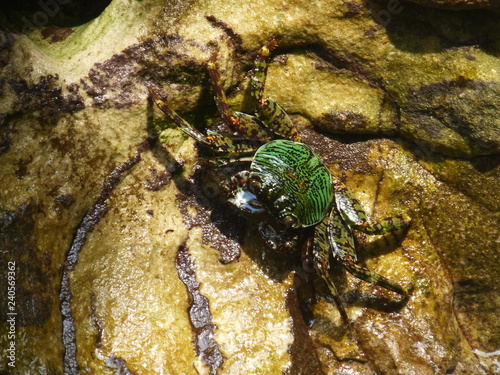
[268,39,279,51]
[209,48,219,62]
[405,283,416,295]
[147,86,161,101]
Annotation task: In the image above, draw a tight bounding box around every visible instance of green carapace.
[250,139,333,228]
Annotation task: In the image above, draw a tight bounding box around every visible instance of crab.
[149,41,411,322]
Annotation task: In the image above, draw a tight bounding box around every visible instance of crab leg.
[149,88,210,145]
[257,222,300,252]
[149,88,260,156]
[258,98,301,142]
[208,55,271,141]
[250,41,300,142]
[207,56,233,126]
[327,207,408,295]
[251,40,277,105]
[332,176,411,234]
[313,221,349,322]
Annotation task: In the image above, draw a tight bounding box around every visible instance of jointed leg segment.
[313,220,349,322]
[326,178,410,295]
[250,41,301,142]
[332,175,411,235]
[208,57,270,141]
[250,40,277,105]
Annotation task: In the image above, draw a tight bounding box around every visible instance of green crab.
[149,41,411,322]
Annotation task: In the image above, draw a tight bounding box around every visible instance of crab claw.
[228,189,264,213]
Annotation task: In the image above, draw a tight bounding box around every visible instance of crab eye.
[248,177,262,194]
[282,214,298,228]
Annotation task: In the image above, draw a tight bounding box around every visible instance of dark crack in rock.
[205,15,245,54]
[176,243,223,375]
[105,355,136,375]
[60,141,150,375]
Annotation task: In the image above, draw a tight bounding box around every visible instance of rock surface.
[0,0,499,374]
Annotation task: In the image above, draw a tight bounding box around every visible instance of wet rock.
[0,0,498,374]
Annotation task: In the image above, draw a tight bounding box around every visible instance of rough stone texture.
[0,0,499,374]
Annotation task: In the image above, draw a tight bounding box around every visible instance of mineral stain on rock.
[41,26,75,44]
[105,355,136,375]
[0,204,53,327]
[175,169,245,264]
[8,74,84,124]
